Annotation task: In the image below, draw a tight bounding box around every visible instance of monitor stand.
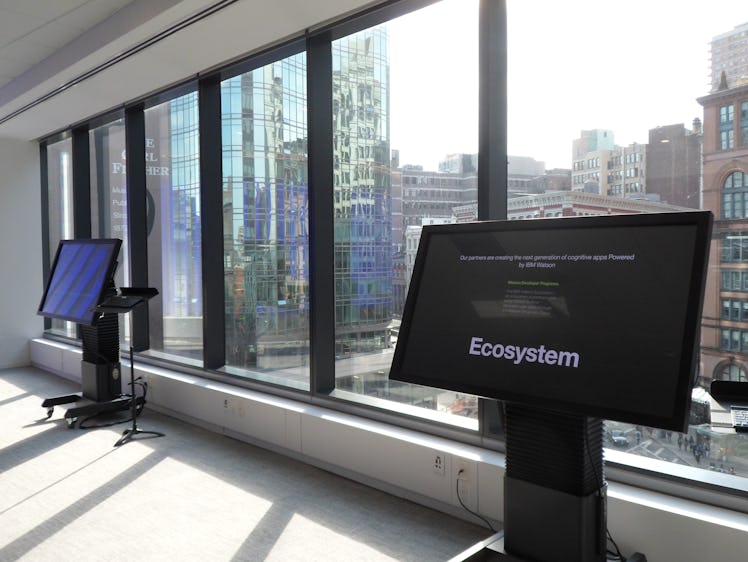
[42,312,130,427]
[42,392,134,428]
[455,404,607,562]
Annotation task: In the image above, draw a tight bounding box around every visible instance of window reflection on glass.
[144,93,203,362]
[220,54,311,388]
[45,137,75,338]
[332,0,480,425]
[508,0,748,477]
[89,119,129,342]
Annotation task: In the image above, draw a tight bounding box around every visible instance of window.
[721,129,735,150]
[721,298,748,321]
[38,0,748,490]
[718,361,748,382]
[508,1,748,479]
[720,104,734,124]
[44,136,75,338]
[144,92,203,362]
[720,104,735,150]
[722,270,748,291]
[721,328,748,353]
[741,101,748,146]
[722,171,748,219]
[221,53,311,387]
[89,117,130,342]
[723,232,748,262]
[89,118,126,241]
[331,0,480,424]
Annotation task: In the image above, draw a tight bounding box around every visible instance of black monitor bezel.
[38,238,122,326]
[390,211,712,432]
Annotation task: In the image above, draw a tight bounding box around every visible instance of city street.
[606,424,748,478]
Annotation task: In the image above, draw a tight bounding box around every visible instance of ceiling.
[0,0,385,141]
[0,0,132,90]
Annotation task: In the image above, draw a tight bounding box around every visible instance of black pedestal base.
[504,476,606,562]
[81,360,121,401]
[114,426,165,447]
[42,394,135,428]
[456,533,523,561]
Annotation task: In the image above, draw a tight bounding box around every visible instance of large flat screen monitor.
[38,238,122,326]
[390,211,712,432]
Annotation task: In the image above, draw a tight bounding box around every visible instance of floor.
[0,366,492,561]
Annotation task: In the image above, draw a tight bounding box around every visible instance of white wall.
[0,139,42,368]
[31,338,748,562]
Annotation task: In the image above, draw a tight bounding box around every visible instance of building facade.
[710,22,748,93]
[572,125,702,207]
[698,79,748,383]
[507,155,546,194]
[399,165,478,229]
[571,129,616,193]
[646,122,702,209]
[506,190,690,220]
[605,142,647,198]
[571,129,650,198]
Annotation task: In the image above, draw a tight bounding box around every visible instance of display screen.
[390,212,712,431]
[38,238,122,326]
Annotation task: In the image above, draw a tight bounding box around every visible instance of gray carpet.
[0,367,491,561]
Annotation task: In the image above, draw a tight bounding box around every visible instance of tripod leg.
[114,428,165,447]
[113,347,164,447]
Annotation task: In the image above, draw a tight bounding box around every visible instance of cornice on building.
[697,81,748,106]
[507,190,691,214]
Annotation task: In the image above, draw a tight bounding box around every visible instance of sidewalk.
[607,424,748,478]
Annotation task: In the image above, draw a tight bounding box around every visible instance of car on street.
[609,429,630,447]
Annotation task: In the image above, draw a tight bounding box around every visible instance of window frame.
[37,0,748,506]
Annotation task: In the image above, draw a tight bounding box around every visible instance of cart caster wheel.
[66,417,78,429]
[46,407,54,419]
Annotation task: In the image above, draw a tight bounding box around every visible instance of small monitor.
[390,212,712,432]
[38,238,122,326]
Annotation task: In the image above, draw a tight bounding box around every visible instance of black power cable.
[584,425,651,562]
[456,468,496,532]
[78,378,148,430]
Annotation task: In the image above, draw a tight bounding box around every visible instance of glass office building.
[218,30,394,386]
[222,55,311,381]
[332,26,393,357]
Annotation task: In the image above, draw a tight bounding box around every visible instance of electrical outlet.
[223,397,246,418]
[454,458,478,512]
[141,374,155,398]
[433,453,446,475]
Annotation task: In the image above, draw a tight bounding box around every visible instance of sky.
[388,0,748,171]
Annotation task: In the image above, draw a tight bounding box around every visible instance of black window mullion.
[125,104,150,351]
[92,126,109,237]
[478,0,508,442]
[478,0,507,222]
[198,75,225,369]
[71,126,91,238]
[39,142,51,331]
[307,32,336,394]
